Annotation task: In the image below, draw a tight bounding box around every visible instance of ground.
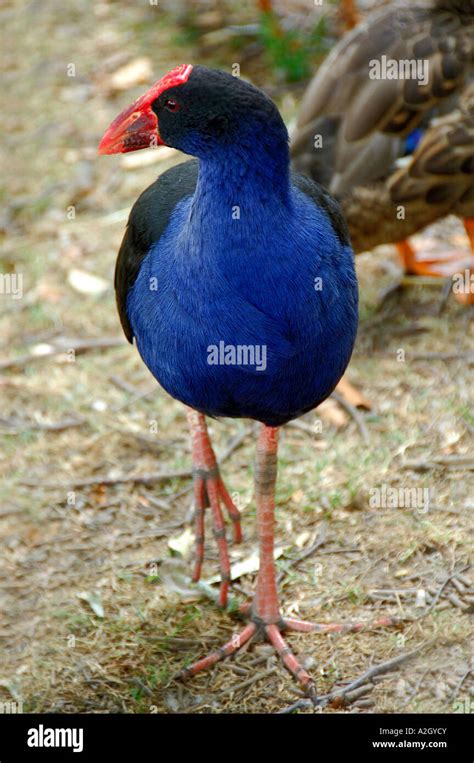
[0,0,472,714]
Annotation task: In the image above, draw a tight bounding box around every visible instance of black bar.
[0,712,470,761]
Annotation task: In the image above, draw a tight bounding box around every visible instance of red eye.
[165,98,180,113]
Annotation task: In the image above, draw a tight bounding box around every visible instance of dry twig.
[277,643,427,713]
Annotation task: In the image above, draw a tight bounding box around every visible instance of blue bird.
[99,64,366,697]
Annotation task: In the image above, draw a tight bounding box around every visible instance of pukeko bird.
[99,64,391,697]
[291,0,474,295]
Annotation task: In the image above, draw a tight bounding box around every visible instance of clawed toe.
[176,610,401,697]
[177,617,316,696]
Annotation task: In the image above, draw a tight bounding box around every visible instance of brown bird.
[291,0,474,293]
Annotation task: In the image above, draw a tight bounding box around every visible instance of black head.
[99,64,288,161]
[152,66,287,155]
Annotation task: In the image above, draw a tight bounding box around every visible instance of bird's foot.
[176,608,400,699]
[397,238,474,305]
[176,616,317,700]
[396,239,474,278]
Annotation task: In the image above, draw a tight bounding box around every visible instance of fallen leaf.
[317,398,348,428]
[36,279,64,303]
[77,591,104,618]
[0,680,23,702]
[31,343,54,357]
[294,530,311,549]
[206,546,287,584]
[291,489,304,504]
[336,375,372,410]
[160,558,199,600]
[168,526,195,559]
[415,589,427,607]
[68,269,108,296]
[394,568,412,578]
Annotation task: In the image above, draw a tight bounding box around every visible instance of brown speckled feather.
[388,85,474,211]
[338,85,474,252]
[291,0,474,251]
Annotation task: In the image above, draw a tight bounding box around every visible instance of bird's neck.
[190,138,291,227]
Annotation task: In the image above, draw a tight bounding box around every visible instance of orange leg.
[397,228,474,278]
[455,220,474,304]
[178,423,400,697]
[396,239,471,278]
[187,409,242,608]
[397,223,474,304]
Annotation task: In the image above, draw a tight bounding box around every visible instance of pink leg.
[180,425,319,696]
[178,423,400,697]
[187,409,242,607]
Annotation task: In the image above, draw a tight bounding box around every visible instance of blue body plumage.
[127,147,357,426]
[105,65,358,426]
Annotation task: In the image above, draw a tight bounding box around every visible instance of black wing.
[114,158,199,342]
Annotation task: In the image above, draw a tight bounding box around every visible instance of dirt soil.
[0,0,472,714]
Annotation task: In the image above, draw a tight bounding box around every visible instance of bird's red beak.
[98,63,193,155]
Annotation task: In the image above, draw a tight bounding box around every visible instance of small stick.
[22,425,252,489]
[411,351,474,362]
[0,336,125,370]
[402,457,474,472]
[317,546,361,555]
[0,415,86,432]
[218,425,254,463]
[277,523,327,584]
[109,375,143,395]
[277,643,425,713]
[455,573,472,588]
[451,669,471,701]
[246,654,274,669]
[142,636,220,648]
[226,664,250,677]
[343,684,374,704]
[331,390,370,444]
[447,593,469,610]
[219,668,277,697]
[354,698,376,709]
[23,467,192,489]
[286,420,320,437]
[413,565,471,621]
[451,577,467,594]
[401,667,430,708]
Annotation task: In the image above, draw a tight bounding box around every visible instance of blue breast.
[126,182,358,426]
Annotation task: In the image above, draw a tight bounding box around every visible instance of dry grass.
[0,0,472,714]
